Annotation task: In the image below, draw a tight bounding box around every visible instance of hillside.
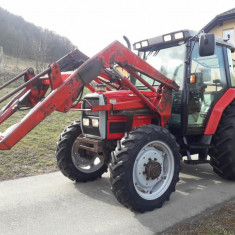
[0,7,75,65]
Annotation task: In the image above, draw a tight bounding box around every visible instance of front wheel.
[55,121,108,182]
[109,125,180,212]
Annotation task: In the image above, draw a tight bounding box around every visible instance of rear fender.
[204,88,235,135]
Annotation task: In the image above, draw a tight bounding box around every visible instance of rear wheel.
[55,121,108,182]
[209,102,235,180]
[109,125,180,212]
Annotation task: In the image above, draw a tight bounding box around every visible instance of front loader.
[0,30,234,212]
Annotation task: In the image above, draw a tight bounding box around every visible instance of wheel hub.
[133,140,175,200]
[145,160,162,180]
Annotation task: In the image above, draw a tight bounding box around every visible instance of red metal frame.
[107,116,153,140]
[0,41,178,150]
[103,90,155,139]
[0,89,28,125]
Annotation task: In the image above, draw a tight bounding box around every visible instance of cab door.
[186,43,228,134]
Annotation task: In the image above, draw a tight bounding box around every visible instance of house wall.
[208,18,235,60]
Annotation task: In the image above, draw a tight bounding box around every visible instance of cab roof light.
[163,34,172,42]
[141,40,149,47]
[135,42,141,49]
[134,40,149,50]
[174,32,184,40]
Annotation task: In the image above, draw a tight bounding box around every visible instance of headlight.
[92,119,99,127]
[83,118,90,126]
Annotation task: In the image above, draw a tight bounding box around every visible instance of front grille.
[82,94,106,139]
[82,96,101,138]
[82,125,100,136]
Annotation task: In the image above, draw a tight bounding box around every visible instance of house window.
[223,29,234,44]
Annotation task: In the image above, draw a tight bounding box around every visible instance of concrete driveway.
[0,163,234,235]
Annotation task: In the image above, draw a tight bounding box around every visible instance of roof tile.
[203,8,235,32]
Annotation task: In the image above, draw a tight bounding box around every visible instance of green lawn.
[0,87,88,181]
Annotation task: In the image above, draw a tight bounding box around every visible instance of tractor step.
[184,159,210,165]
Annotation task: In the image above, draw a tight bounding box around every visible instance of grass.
[160,198,235,235]
[3,55,47,72]
[0,87,86,181]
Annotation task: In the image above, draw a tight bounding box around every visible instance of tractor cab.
[134,30,235,135]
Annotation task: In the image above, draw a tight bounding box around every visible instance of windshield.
[138,44,186,90]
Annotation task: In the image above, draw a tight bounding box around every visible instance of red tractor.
[0,30,234,212]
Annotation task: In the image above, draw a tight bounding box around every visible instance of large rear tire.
[209,102,235,180]
[109,125,180,212]
[55,121,108,182]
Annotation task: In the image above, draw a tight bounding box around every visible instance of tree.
[0,7,75,69]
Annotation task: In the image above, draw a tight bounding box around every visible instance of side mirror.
[199,33,215,57]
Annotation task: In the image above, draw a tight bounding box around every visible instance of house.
[203,8,235,62]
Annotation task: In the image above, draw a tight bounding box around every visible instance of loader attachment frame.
[0,41,178,150]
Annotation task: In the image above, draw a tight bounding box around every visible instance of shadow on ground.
[73,175,121,208]
[73,162,233,234]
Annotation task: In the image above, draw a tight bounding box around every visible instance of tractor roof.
[134,29,235,52]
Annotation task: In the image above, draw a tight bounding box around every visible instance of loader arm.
[0,41,178,150]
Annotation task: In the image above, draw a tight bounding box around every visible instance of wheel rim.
[133,140,175,200]
[71,138,104,173]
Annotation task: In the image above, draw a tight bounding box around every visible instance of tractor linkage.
[0,41,178,150]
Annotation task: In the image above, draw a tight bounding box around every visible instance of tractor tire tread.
[109,124,180,212]
[209,102,235,180]
[55,121,108,182]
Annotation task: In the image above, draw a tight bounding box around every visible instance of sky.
[0,0,235,56]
